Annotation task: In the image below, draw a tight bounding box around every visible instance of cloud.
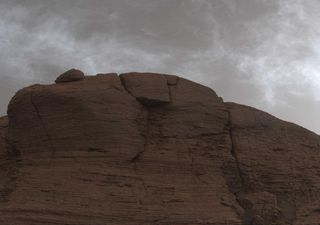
[235,0,320,103]
[0,0,320,133]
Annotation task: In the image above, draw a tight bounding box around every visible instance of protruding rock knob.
[55,68,85,83]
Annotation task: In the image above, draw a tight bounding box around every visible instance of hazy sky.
[1,0,320,134]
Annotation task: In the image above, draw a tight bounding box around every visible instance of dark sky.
[1,0,320,133]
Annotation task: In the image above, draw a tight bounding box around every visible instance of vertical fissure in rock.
[30,92,50,140]
[142,108,151,160]
[228,115,244,189]
[226,109,253,225]
[119,75,135,98]
[130,109,150,163]
[118,75,150,199]
[30,92,57,166]
[166,76,180,102]
[168,86,172,102]
[118,76,151,163]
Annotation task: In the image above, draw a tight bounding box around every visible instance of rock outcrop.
[225,103,320,225]
[0,71,319,225]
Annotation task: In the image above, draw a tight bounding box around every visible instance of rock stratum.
[0,71,320,225]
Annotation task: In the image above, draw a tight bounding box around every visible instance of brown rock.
[0,73,319,225]
[119,72,171,106]
[0,116,18,204]
[55,68,85,83]
[3,73,240,224]
[225,102,320,225]
[0,116,8,159]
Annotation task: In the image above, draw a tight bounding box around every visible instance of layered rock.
[0,116,18,205]
[0,116,7,158]
[0,71,319,225]
[225,103,320,225]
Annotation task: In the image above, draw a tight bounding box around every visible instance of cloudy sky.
[1,0,320,133]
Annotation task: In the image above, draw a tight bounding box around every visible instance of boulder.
[55,68,85,83]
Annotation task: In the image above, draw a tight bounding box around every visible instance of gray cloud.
[1,0,320,133]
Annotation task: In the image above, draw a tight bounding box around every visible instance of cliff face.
[0,71,319,225]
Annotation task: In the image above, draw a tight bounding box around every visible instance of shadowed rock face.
[0,71,320,225]
[225,103,320,225]
[0,116,8,159]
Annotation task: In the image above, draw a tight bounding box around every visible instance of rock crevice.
[30,92,50,140]
[226,109,255,225]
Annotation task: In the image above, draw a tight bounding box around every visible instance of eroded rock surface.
[0,116,7,158]
[226,103,320,225]
[0,72,319,225]
[0,116,18,205]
